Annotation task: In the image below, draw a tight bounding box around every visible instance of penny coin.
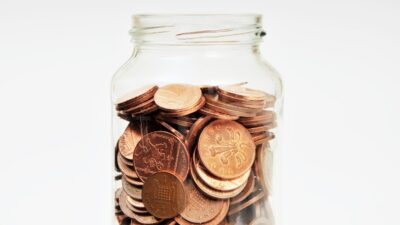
[131,213,163,225]
[131,104,159,117]
[127,195,145,209]
[247,122,277,133]
[230,172,255,205]
[198,107,239,120]
[119,121,159,161]
[157,115,194,127]
[205,101,257,118]
[175,199,229,225]
[156,120,186,143]
[158,96,205,117]
[133,131,190,182]
[122,177,142,200]
[186,116,213,152]
[217,85,273,101]
[198,120,256,179]
[124,175,144,187]
[126,200,148,214]
[119,190,140,219]
[255,144,272,196]
[154,84,202,112]
[238,110,276,123]
[204,94,260,114]
[228,190,266,215]
[117,153,139,179]
[115,85,158,107]
[190,163,247,199]
[180,179,224,223]
[193,149,250,192]
[142,172,186,219]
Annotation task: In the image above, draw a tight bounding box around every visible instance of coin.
[142,172,186,219]
[175,199,229,225]
[124,175,144,187]
[156,115,194,127]
[117,153,139,179]
[204,94,260,114]
[230,172,255,205]
[115,85,158,109]
[228,190,266,216]
[205,101,257,118]
[247,122,277,133]
[122,177,142,200]
[180,179,224,223]
[119,190,140,219]
[131,213,163,225]
[118,120,159,161]
[199,107,239,120]
[126,201,148,214]
[131,104,159,117]
[217,85,273,101]
[186,116,213,152]
[154,84,202,112]
[252,132,275,145]
[190,162,247,199]
[158,96,205,117]
[127,195,145,209]
[133,131,190,182]
[198,120,256,179]
[193,149,250,192]
[156,120,186,143]
[249,217,272,225]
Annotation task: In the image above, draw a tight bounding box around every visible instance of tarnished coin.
[154,84,202,112]
[142,172,186,219]
[190,163,247,199]
[175,199,230,225]
[116,85,158,109]
[122,177,142,200]
[193,149,250,192]
[198,120,256,179]
[180,179,224,223]
[133,131,190,182]
[118,121,159,160]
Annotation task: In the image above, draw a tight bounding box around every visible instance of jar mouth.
[130,14,265,45]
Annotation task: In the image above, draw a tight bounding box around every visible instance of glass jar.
[111,14,283,225]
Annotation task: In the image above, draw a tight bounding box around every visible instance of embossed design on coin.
[133,131,189,182]
[180,179,224,223]
[198,120,256,179]
[142,172,186,219]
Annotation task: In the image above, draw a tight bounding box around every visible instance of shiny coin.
[156,120,186,143]
[198,120,256,179]
[131,104,159,117]
[154,84,202,112]
[193,149,250,192]
[142,172,186,219]
[133,131,190,182]
[186,116,213,152]
[131,213,163,225]
[158,96,205,117]
[205,94,260,114]
[117,153,139,179]
[217,85,273,101]
[115,85,158,109]
[247,122,277,133]
[198,107,239,120]
[180,179,224,223]
[190,163,247,199]
[175,199,229,225]
[122,177,142,200]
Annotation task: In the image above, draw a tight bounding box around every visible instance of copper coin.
[131,104,159,117]
[198,107,239,120]
[230,172,255,205]
[119,121,160,160]
[175,199,229,225]
[118,111,133,121]
[249,218,272,225]
[180,179,224,223]
[133,131,190,182]
[204,102,257,118]
[198,120,256,179]
[122,177,142,200]
[117,153,139,179]
[228,190,266,216]
[193,150,250,192]
[217,85,273,101]
[156,120,186,143]
[131,213,163,225]
[186,116,213,152]
[238,110,276,123]
[124,175,144,187]
[217,95,267,110]
[116,85,158,109]
[154,84,202,112]
[247,122,277,133]
[204,94,260,114]
[119,190,140,219]
[190,163,247,199]
[142,172,186,219]
[158,96,205,117]
[126,203,148,215]
[124,98,156,114]
[254,144,273,196]
[157,115,194,128]
[127,195,145,209]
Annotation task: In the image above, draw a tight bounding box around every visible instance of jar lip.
[130,14,264,45]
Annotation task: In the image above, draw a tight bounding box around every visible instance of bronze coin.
[175,199,229,225]
[238,110,276,123]
[198,120,256,179]
[124,175,144,187]
[116,85,158,109]
[186,116,213,152]
[217,85,273,101]
[126,202,148,215]
[117,153,139,179]
[157,115,194,128]
[193,149,250,192]
[180,179,224,223]
[142,172,186,219]
[156,120,186,143]
[127,195,145,209]
[133,131,189,182]
[124,98,156,114]
[122,177,142,200]
[230,172,255,205]
[204,94,260,114]
[131,213,163,225]
[199,107,239,120]
[205,102,257,118]
[154,84,202,112]
[131,104,159,117]
[247,122,277,133]
[190,162,247,199]
[158,96,205,117]
[118,121,159,160]
[119,190,140,219]
[228,190,266,216]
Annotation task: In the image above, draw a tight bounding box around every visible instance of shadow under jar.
[111,14,283,225]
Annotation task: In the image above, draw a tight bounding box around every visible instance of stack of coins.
[114,83,277,225]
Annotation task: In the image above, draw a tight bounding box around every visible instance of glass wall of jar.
[111,14,283,225]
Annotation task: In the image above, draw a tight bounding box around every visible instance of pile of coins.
[114,83,277,225]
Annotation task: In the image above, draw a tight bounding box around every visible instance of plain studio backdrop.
[0,0,399,225]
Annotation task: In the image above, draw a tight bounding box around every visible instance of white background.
[1,0,399,225]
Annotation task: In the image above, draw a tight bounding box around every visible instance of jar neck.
[130,14,265,47]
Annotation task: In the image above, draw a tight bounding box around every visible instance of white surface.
[0,0,399,225]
